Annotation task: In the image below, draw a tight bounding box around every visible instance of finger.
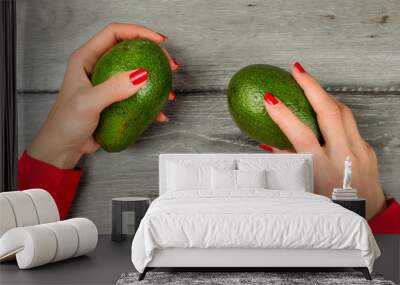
[259,144,293,154]
[74,23,167,73]
[264,92,323,154]
[168,91,176,101]
[80,139,101,154]
[84,68,148,112]
[291,62,348,147]
[156,112,169,123]
[332,98,364,146]
[271,148,294,154]
[161,47,179,71]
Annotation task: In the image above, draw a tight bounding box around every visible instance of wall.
[17,0,400,233]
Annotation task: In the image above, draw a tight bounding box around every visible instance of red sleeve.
[369,198,400,234]
[18,151,82,220]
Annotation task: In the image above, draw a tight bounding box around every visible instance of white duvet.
[131,190,380,272]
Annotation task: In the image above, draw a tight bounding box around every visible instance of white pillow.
[267,167,307,191]
[211,168,236,191]
[236,169,267,189]
[166,160,236,192]
[167,162,211,191]
[238,159,308,192]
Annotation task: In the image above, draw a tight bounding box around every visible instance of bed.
[131,153,380,280]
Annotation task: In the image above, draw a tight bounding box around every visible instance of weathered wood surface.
[18,91,400,233]
[16,0,400,92]
[16,0,400,233]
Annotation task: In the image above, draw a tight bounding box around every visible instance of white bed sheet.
[131,190,380,273]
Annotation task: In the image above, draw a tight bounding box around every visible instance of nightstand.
[112,197,151,242]
[332,198,366,218]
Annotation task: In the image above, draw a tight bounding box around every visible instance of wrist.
[364,184,387,220]
[27,135,82,170]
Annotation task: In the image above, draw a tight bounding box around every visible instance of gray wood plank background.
[16,0,400,92]
[16,0,400,233]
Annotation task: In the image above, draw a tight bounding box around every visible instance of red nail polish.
[169,91,176,101]
[129,69,148,85]
[294,62,306,73]
[259,144,273,152]
[158,112,169,122]
[264,92,278,105]
[158,33,168,41]
[172,58,180,68]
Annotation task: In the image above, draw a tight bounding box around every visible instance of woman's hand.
[260,62,386,220]
[27,23,178,170]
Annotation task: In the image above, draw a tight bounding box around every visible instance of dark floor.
[1,235,398,285]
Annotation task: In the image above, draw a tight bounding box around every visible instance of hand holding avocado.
[251,62,385,219]
[27,23,178,169]
[228,64,322,149]
[92,39,173,152]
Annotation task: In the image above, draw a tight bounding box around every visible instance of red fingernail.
[172,58,180,68]
[294,62,306,73]
[259,144,273,152]
[129,69,148,85]
[169,91,176,101]
[264,92,278,105]
[158,33,168,41]
[158,112,169,122]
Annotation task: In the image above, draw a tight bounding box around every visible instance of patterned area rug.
[117,272,395,285]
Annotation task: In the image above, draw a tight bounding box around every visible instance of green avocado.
[227,64,322,149]
[91,39,172,152]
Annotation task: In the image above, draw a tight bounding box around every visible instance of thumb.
[87,68,148,111]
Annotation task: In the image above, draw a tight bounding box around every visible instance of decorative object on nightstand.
[332,156,359,200]
[332,157,365,218]
[332,198,366,218]
[112,197,150,242]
